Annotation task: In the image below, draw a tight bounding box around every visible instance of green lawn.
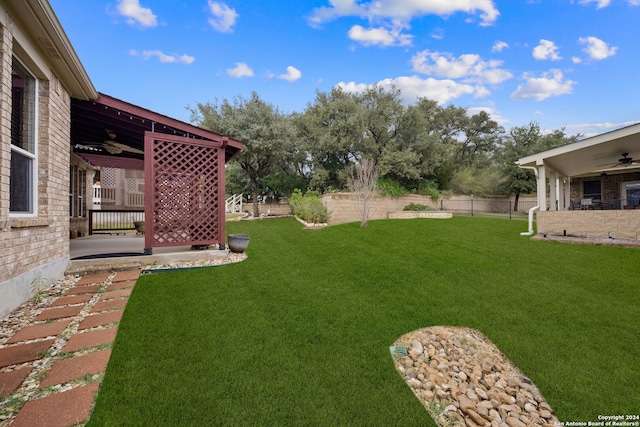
[89,217,640,426]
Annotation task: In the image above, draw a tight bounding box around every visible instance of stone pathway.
[0,270,140,427]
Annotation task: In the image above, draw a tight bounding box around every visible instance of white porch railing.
[226,194,243,213]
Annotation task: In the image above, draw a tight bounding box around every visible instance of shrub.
[289,189,329,224]
[377,179,408,197]
[403,203,435,211]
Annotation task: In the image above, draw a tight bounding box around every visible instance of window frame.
[9,57,38,217]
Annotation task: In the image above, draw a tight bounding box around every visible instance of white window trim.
[9,59,39,218]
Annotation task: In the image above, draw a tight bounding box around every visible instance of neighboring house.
[0,1,242,317]
[516,123,640,240]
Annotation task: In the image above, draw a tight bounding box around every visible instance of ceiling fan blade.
[111,142,144,154]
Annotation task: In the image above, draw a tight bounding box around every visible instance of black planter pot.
[227,234,250,253]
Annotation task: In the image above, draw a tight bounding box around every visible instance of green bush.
[403,203,435,211]
[289,189,329,224]
[377,179,408,197]
[417,180,440,201]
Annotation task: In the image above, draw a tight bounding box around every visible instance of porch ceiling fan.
[78,129,144,155]
[596,152,640,169]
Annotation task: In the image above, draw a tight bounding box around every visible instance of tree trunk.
[251,178,260,217]
[514,193,520,212]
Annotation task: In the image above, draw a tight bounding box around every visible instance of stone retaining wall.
[537,210,640,240]
[321,193,439,225]
[388,211,453,219]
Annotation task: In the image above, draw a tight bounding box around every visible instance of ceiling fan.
[77,129,144,155]
[596,153,640,169]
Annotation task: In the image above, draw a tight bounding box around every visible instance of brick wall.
[537,210,640,240]
[570,172,640,205]
[0,15,73,316]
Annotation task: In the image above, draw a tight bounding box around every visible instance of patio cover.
[71,93,243,162]
[516,122,640,211]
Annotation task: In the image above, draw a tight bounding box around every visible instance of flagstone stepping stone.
[0,339,55,368]
[64,285,100,296]
[33,306,83,322]
[40,349,111,388]
[112,270,140,282]
[91,298,128,313]
[78,311,123,330]
[11,382,99,427]
[0,367,30,398]
[76,272,111,286]
[49,294,93,307]
[100,288,132,300]
[5,320,71,344]
[63,328,116,353]
[106,280,136,291]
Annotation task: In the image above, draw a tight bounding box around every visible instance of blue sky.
[49,0,640,137]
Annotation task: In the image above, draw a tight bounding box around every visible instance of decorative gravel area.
[392,326,560,427]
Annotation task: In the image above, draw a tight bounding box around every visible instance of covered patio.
[516,123,640,240]
[70,93,243,255]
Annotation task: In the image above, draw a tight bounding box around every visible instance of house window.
[583,180,601,200]
[622,181,640,207]
[69,165,86,218]
[10,58,37,214]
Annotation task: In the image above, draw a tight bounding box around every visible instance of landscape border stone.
[391,326,559,427]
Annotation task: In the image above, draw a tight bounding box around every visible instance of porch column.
[557,177,568,210]
[548,170,558,211]
[536,161,547,211]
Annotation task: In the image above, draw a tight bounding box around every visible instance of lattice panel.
[102,168,117,186]
[147,136,222,248]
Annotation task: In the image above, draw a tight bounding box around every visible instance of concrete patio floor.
[68,234,229,274]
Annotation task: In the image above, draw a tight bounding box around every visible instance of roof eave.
[5,0,98,100]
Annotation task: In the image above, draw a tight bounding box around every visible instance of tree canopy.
[191,87,576,204]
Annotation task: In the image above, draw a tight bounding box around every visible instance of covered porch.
[70,93,243,255]
[517,123,640,240]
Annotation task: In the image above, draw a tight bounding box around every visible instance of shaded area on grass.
[89,217,640,426]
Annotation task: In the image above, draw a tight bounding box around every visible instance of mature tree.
[294,87,364,191]
[497,122,577,210]
[190,92,293,217]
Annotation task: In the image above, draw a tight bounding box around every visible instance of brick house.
[516,123,640,240]
[1,1,242,316]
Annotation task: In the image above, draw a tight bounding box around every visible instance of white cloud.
[467,106,509,125]
[510,69,575,101]
[131,50,195,64]
[208,1,239,33]
[226,62,254,78]
[572,56,582,64]
[578,0,611,9]
[492,41,509,52]
[309,0,499,49]
[277,66,302,82]
[338,75,487,105]
[411,50,512,85]
[117,0,157,27]
[629,0,640,5]
[310,0,500,26]
[348,24,413,47]
[532,39,562,60]
[578,36,618,60]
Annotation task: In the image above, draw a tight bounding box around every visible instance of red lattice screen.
[144,132,226,253]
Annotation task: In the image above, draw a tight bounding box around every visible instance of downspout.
[518,165,539,236]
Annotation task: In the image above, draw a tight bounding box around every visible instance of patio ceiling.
[517,123,640,177]
[71,93,243,162]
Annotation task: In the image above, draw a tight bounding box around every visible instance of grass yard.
[88,217,639,426]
